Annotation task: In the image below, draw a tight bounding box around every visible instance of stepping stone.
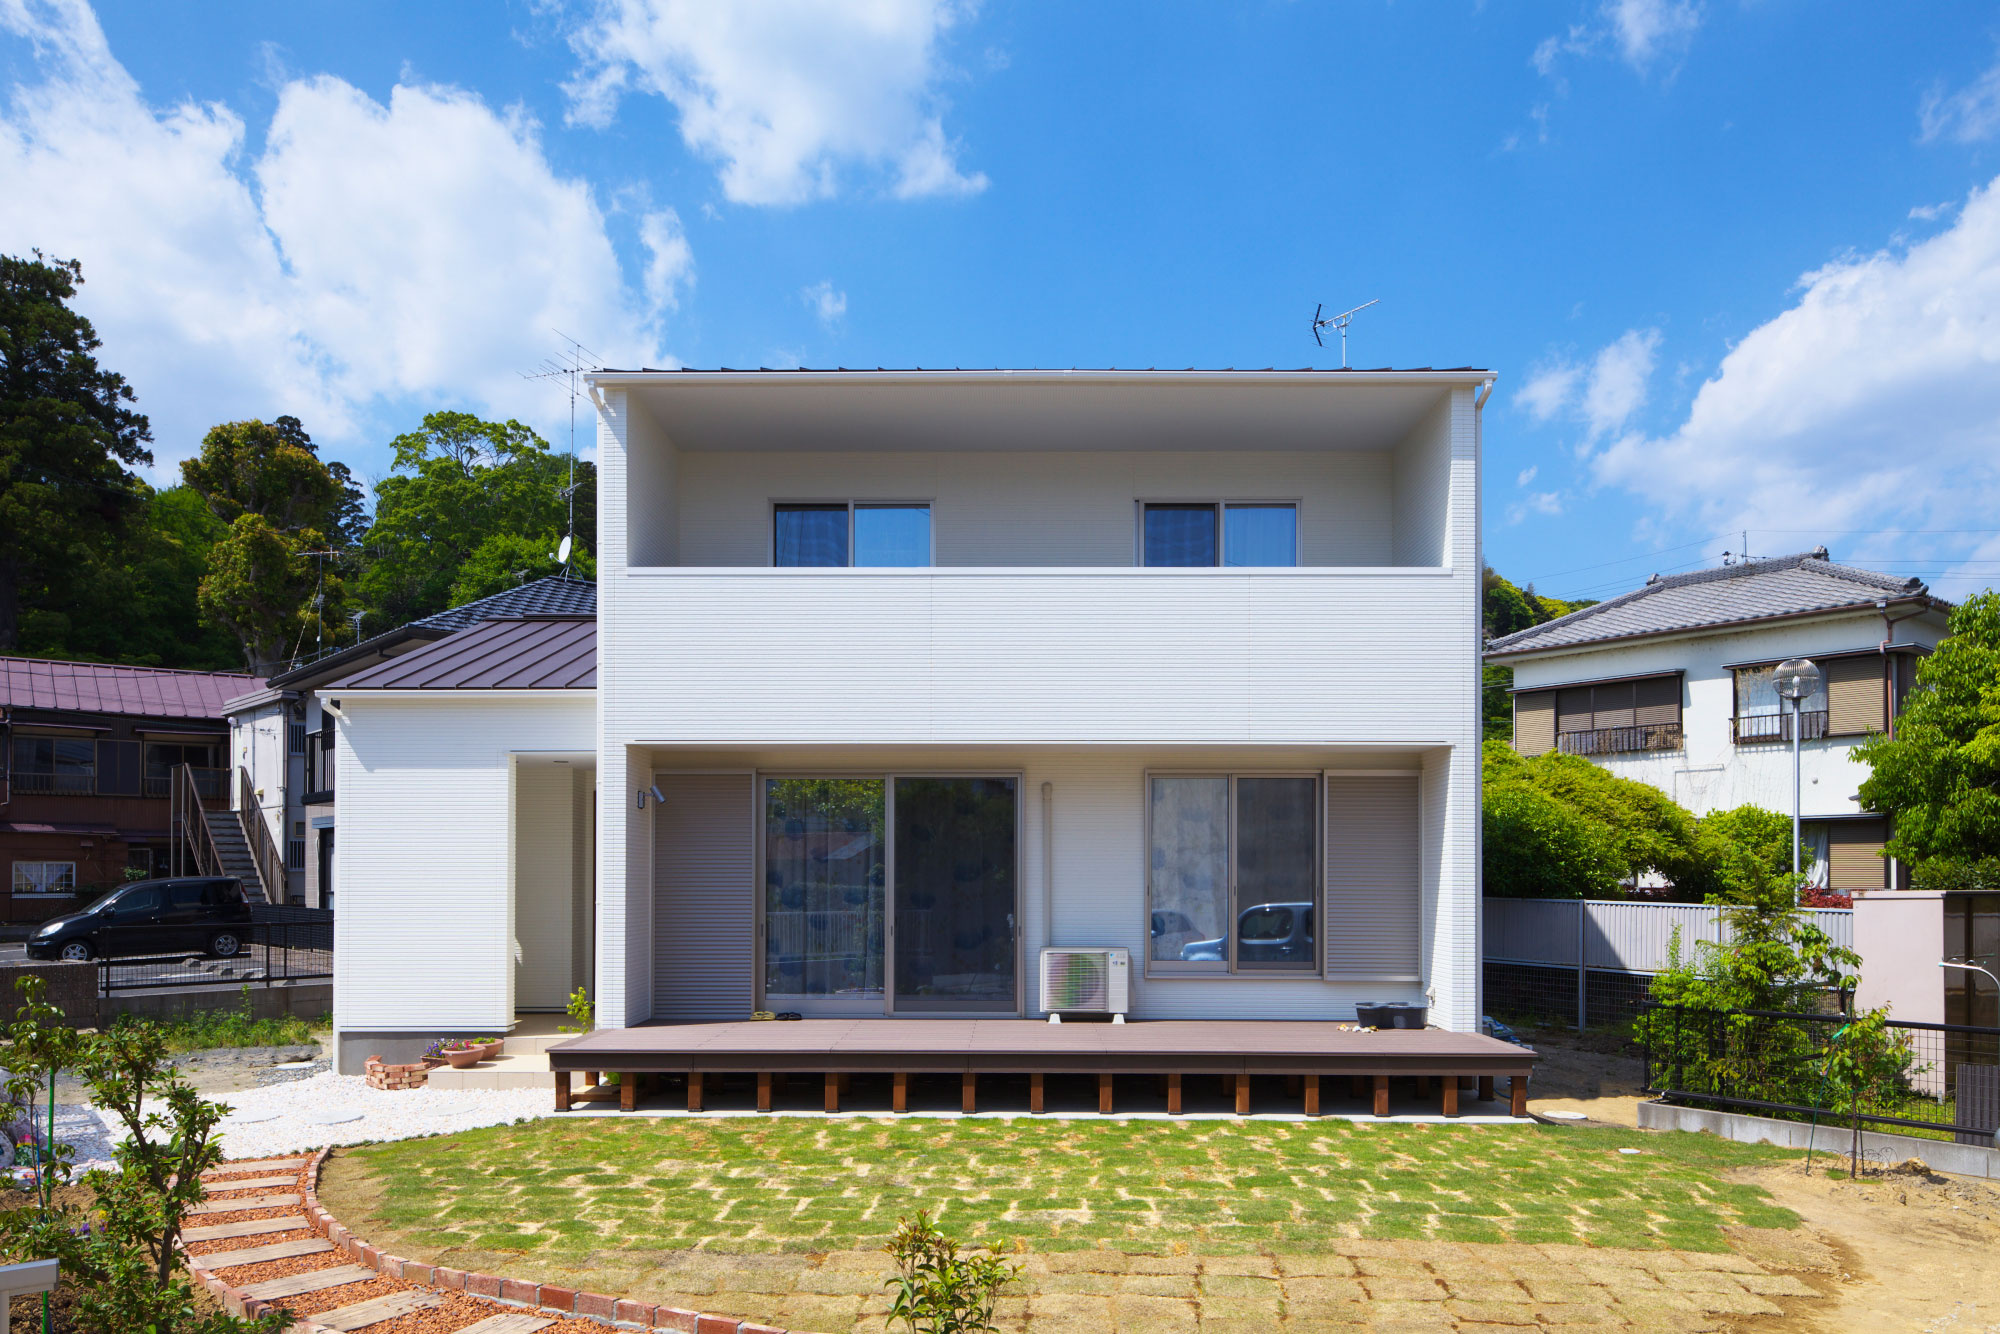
[453,1315,555,1334]
[202,1175,300,1192]
[189,1192,301,1215]
[310,1289,443,1330]
[201,1238,334,1268]
[183,1215,310,1243]
[306,1111,365,1125]
[236,1263,376,1301]
[207,1157,309,1173]
[228,1111,282,1123]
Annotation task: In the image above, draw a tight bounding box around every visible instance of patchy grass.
[337,1117,1802,1262]
[113,988,329,1053]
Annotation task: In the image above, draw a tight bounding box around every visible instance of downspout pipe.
[1875,599,1927,739]
[1040,780,1054,1016]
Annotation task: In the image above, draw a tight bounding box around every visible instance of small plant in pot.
[439,1039,492,1068]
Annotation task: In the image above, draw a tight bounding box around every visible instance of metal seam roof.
[0,656,261,719]
[329,618,597,691]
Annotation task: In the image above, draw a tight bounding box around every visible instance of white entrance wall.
[637,744,1470,1030]
[514,760,589,1011]
[331,693,595,1066]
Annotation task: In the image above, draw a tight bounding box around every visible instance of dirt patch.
[1518,1024,1651,1126]
[1723,1158,2000,1331]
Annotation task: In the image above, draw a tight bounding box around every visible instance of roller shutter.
[1634,676,1680,727]
[1827,819,1888,891]
[1826,656,1885,736]
[653,773,755,1021]
[1590,681,1636,729]
[1556,688,1595,734]
[1514,691,1556,756]
[1324,774,1420,981]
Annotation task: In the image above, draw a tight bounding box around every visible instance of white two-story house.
[325,369,1490,1072]
[1486,550,1951,891]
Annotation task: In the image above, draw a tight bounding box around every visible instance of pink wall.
[1853,891,1944,1025]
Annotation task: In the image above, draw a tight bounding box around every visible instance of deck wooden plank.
[453,1314,555,1333]
[235,1264,376,1301]
[183,1215,310,1243]
[311,1289,443,1331]
[188,1192,301,1215]
[200,1238,335,1268]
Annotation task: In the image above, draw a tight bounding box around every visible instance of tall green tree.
[183,416,355,672]
[0,252,152,652]
[1481,568,1595,741]
[358,410,594,630]
[1856,589,2000,867]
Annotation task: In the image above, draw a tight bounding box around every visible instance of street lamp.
[1940,959,2000,991]
[1772,658,1821,885]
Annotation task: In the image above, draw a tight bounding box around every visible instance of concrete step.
[425,1050,553,1090]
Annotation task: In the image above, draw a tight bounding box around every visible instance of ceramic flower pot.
[443,1046,484,1069]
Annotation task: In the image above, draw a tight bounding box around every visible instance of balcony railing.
[1556,723,1683,756]
[303,727,335,800]
[9,766,225,800]
[1732,710,1830,744]
[145,767,226,800]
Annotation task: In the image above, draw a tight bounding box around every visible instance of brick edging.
[284,1144,810,1333]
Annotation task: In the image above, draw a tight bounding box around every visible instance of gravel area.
[207,1071,551,1159]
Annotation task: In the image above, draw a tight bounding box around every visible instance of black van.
[26,877,251,962]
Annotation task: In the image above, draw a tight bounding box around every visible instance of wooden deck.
[546,1019,1539,1118]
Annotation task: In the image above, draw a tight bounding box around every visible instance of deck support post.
[1303,1075,1319,1117]
[1416,1075,1431,1099]
[1442,1080,1458,1118]
[1166,1073,1182,1115]
[1373,1075,1390,1117]
[1509,1075,1528,1118]
[824,1073,840,1113]
[1350,1075,1366,1100]
[893,1072,909,1113]
[687,1072,703,1114]
[1030,1073,1044,1114]
[553,1071,571,1112]
[621,1075,637,1112]
[961,1073,977,1114]
[757,1072,773,1113]
[1234,1074,1250,1116]
[1098,1073,1113,1115]
[1478,1075,1495,1102]
[583,1070,598,1088]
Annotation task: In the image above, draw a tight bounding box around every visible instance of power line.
[1517,534,1731,586]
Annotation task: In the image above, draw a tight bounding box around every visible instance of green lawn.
[334,1116,1801,1262]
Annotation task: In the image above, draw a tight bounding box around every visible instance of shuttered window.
[1551,677,1680,733]
[1514,692,1556,756]
[1826,819,1888,891]
[653,773,755,1021]
[1556,688,1595,734]
[1825,656,1886,736]
[1323,774,1420,981]
[1634,675,1679,726]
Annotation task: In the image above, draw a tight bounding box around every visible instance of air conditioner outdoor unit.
[1038,947,1130,1022]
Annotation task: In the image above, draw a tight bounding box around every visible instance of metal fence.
[95,911,331,995]
[1484,898,1855,1031]
[1640,1004,2000,1146]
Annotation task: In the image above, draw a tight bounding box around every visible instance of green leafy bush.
[883,1210,1019,1334]
[112,985,328,1053]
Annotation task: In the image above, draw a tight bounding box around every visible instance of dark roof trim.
[262,624,450,690]
[1508,669,1684,696]
[1485,594,1945,661]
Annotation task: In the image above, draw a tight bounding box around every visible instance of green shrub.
[884,1210,1019,1334]
[112,985,329,1053]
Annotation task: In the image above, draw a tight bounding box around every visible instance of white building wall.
[513,761,575,1011]
[1506,610,1945,818]
[332,694,594,1046]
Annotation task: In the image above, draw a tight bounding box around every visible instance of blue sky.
[6,0,2000,601]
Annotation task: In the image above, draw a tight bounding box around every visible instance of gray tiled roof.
[412,575,596,631]
[1486,552,1932,657]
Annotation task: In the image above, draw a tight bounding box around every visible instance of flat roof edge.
[589,368,1495,388]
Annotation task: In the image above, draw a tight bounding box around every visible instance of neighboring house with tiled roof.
[1486,549,1952,891]
[0,656,261,919]
[220,576,595,907]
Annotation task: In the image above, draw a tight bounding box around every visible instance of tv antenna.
[523,330,599,575]
[1311,299,1380,368]
[288,548,342,668]
[1721,531,1757,567]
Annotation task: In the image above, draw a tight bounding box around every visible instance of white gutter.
[586,367,1496,389]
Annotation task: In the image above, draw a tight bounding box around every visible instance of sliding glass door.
[760,774,1018,1015]
[891,777,1018,1013]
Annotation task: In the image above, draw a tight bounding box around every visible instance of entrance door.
[759,775,1018,1016]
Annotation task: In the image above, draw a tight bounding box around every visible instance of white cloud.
[1592,176,2000,599]
[1909,200,1953,222]
[563,0,986,206]
[1513,328,1659,443]
[638,208,694,314]
[1515,363,1582,422]
[801,279,847,328]
[1506,491,1565,525]
[1603,0,1700,71]
[0,0,676,473]
[1516,465,1539,487]
[1921,54,2000,144]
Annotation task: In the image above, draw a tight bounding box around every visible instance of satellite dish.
[556,535,572,565]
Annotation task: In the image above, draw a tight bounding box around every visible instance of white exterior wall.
[228,701,290,887]
[332,693,594,1044]
[513,761,576,1011]
[596,379,1486,1032]
[1506,610,1945,818]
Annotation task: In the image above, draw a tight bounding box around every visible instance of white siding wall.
[1391,400,1451,568]
[674,449,1398,567]
[332,695,594,1034]
[1507,610,1946,817]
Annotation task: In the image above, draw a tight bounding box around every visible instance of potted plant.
[439,1039,489,1069]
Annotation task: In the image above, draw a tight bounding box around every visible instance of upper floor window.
[1141,503,1297,567]
[774,503,932,567]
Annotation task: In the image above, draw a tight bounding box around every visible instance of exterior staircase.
[205,811,274,904]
